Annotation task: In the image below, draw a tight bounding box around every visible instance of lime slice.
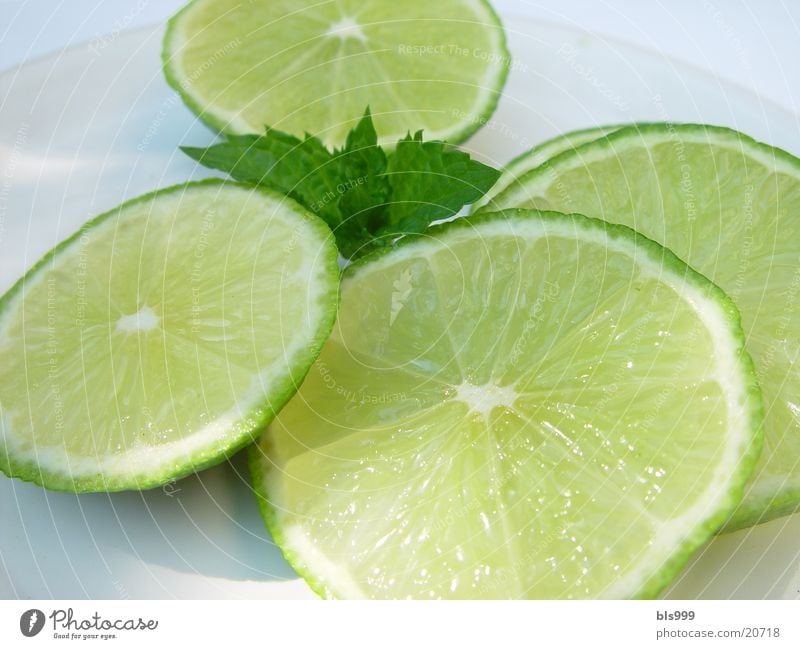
[0,180,339,492]
[473,124,623,211]
[486,124,800,531]
[251,211,761,599]
[163,0,510,147]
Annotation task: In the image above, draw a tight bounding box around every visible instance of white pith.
[452,380,519,421]
[325,16,367,43]
[116,306,160,333]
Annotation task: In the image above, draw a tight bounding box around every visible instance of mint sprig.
[181,109,500,260]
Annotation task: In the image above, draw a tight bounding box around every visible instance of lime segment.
[163,0,510,146]
[486,124,800,530]
[0,181,339,492]
[252,211,761,598]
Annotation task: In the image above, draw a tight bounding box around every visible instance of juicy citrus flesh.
[486,124,800,530]
[252,211,760,599]
[163,0,509,146]
[0,181,338,492]
[474,124,622,211]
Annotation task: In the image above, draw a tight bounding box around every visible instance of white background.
[1,0,799,114]
[0,600,798,647]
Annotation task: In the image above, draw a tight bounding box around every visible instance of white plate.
[1,16,799,600]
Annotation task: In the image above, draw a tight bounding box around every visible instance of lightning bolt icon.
[28,611,38,632]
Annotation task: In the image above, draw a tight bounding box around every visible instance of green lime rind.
[0,179,340,493]
[161,0,228,136]
[474,124,625,211]
[484,123,800,532]
[502,124,622,174]
[486,123,800,211]
[447,0,511,146]
[250,209,763,599]
[248,438,331,600]
[162,0,511,146]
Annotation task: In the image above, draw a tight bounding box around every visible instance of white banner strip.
[0,600,798,648]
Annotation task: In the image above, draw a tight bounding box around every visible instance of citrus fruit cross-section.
[251,210,761,598]
[163,0,510,146]
[486,124,800,530]
[0,180,339,492]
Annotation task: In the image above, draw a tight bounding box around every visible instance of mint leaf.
[181,129,343,225]
[380,131,500,238]
[334,109,391,258]
[180,109,499,260]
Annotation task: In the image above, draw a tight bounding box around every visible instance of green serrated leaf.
[181,130,342,224]
[180,108,500,260]
[381,137,501,237]
[333,108,392,258]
